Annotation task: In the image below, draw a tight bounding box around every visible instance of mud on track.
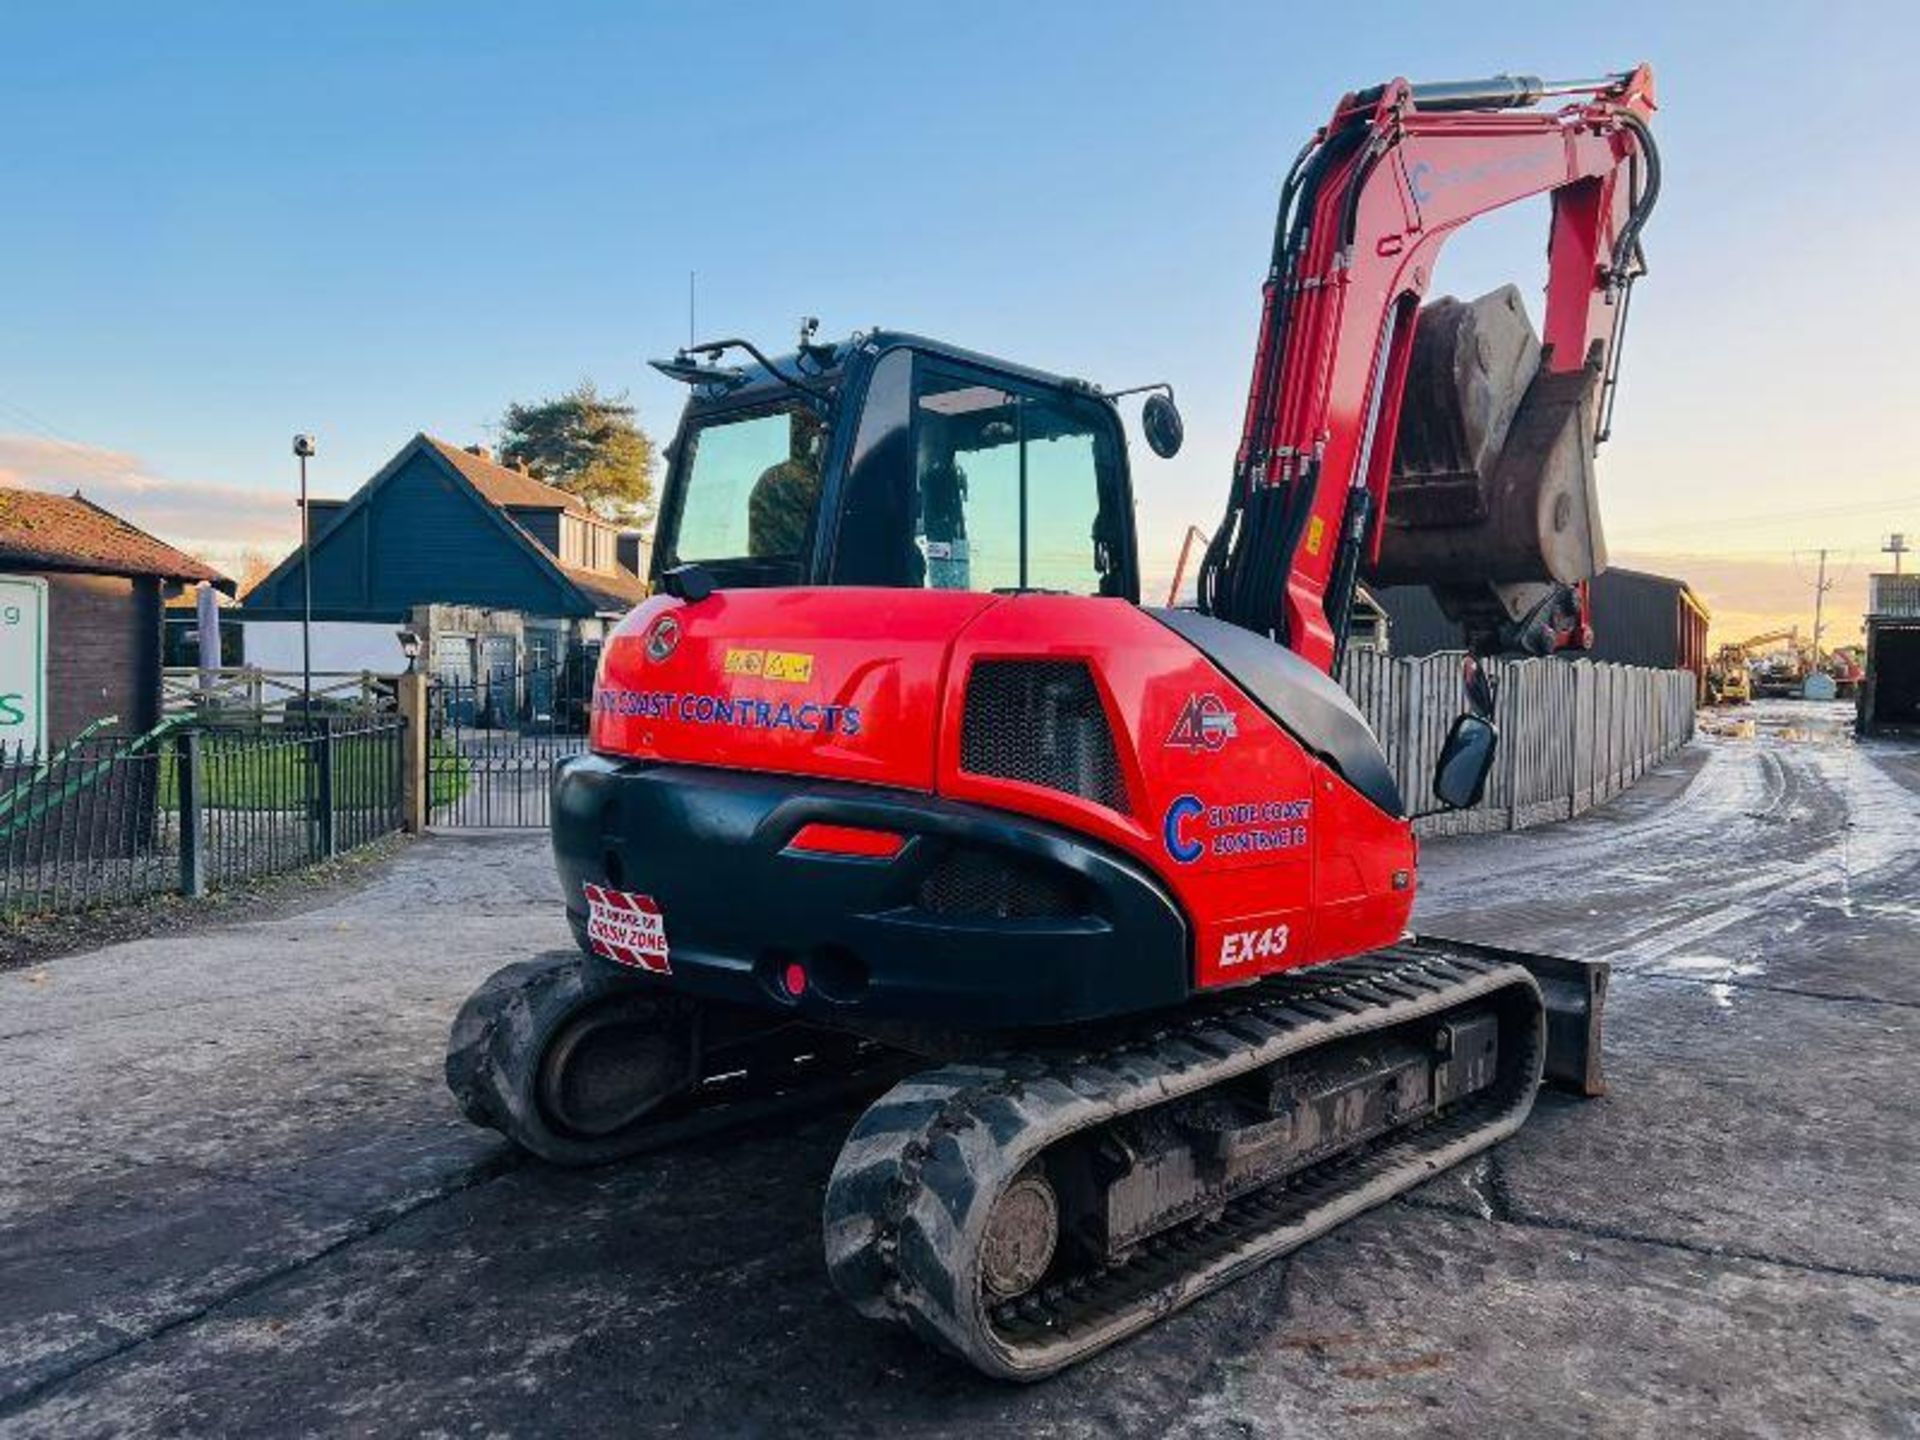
[1,699,1915,1437]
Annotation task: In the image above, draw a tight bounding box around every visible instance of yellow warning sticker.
[1304,515,1326,556]
[723,648,814,683]
[764,650,814,682]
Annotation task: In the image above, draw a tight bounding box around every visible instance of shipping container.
[1370,567,1711,697]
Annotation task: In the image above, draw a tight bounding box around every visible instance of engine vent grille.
[960,660,1128,813]
[916,849,1089,920]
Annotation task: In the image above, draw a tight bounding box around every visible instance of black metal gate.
[427,648,596,828]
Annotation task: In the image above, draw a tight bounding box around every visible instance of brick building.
[0,486,232,749]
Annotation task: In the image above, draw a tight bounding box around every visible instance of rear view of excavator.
[446,67,1657,1379]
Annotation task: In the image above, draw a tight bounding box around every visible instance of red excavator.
[448,67,1659,1379]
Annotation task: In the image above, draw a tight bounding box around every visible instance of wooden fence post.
[177,731,206,897]
[396,670,429,834]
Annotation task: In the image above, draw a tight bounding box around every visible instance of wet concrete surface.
[1,699,1915,1436]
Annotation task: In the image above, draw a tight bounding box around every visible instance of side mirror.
[1142,392,1184,459]
[1433,713,1499,810]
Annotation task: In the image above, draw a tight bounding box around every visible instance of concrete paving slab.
[11,1146,1914,1440]
[1168,1206,1920,1440]
[1410,978,1919,1281]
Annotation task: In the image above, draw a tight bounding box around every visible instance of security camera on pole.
[293,433,317,722]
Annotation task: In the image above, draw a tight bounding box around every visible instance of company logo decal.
[594,686,862,736]
[1162,794,1312,865]
[644,614,681,662]
[1407,149,1552,206]
[1165,693,1237,752]
[723,648,815,683]
[1163,795,1206,863]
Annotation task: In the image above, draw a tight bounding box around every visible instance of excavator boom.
[1202,68,1658,666]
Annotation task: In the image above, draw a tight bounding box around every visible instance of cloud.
[0,433,298,571]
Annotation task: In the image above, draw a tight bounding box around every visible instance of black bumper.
[551,755,1190,1030]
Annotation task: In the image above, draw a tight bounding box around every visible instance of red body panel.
[593,589,1414,990]
[591,587,997,792]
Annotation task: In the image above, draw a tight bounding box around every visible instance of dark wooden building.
[1860,573,1920,735]
[0,487,231,749]
[242,434,647,691]
[1372,566,1712,691]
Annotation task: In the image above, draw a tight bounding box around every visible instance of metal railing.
[427,655,594,829]
[0,717,406,922]
[1342,651,1696,835]
[0,735,175,917]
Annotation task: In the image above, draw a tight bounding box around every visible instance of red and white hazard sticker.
[582,883,671,974]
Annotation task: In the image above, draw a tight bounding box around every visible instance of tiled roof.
[423,436,594,519]
[556,559,648,613]
[0,486,229,587]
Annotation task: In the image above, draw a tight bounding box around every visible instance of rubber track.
[448,952,906,1166]
[823,945,1545,1380]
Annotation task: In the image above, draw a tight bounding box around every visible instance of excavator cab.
[648,330,1148,605]
[651,289,1611,664]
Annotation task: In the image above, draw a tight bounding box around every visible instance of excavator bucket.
[1369,286,1608,650]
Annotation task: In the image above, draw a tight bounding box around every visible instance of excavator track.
[447,951,906,1167]
[823,944,1545,1380]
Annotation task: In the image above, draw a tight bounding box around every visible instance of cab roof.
[675,330,1109,418]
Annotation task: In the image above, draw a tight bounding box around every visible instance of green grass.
[428,742,470,806]
[147,734,468,811]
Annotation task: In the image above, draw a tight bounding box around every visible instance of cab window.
[667,404,826,574]
[834,351,1128,597]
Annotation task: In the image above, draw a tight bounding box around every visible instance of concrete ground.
[1,700,1914,1437]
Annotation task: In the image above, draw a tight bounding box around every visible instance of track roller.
[824,947,1545,1379]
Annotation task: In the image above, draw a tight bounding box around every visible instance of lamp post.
[293,434,317,721]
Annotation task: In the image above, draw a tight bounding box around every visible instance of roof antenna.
[688,270,696,348]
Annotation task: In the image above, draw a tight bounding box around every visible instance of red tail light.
[785,823,906,860]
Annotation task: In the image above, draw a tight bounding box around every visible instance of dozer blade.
[1368,285,1609,650]
[1413,934,1609,1097]
[823,943,1557,1381]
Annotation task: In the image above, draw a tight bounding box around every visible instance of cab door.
[825,345,1137,603]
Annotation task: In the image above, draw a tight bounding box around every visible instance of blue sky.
[2,1,1915,634]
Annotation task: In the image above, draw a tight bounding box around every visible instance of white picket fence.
[1341,651,1697,836]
